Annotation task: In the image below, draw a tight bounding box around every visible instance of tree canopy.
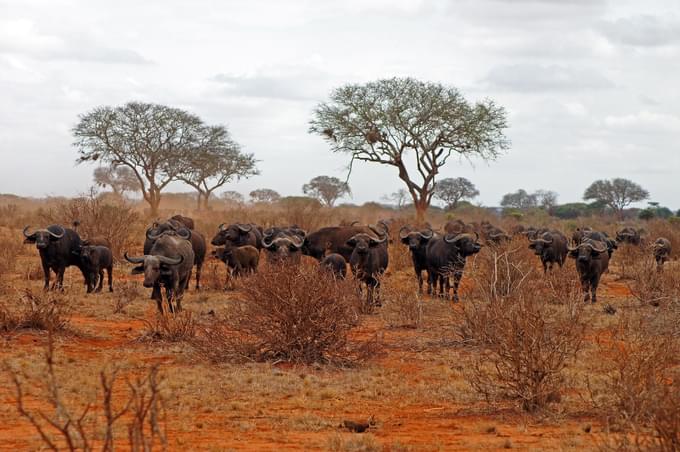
[433,177,479,210]
[309,77,509,221]
[302,175,351,207]
[583,178,649,219]
[93,165,140,196]
[249,188,280,204]
[500,189,537,209]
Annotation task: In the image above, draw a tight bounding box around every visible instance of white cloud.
[600,15,680,47]
[483,64,613,92]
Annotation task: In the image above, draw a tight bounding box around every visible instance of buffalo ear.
[400,236,410,245]
[23,237,36,244]
[568,250,578,258]
[131,265,144,275]
[346,238,357,248]
[528,243,536,249]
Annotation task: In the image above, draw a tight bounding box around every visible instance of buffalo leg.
[452,270,463,303]
[42,262,51,291]
[590,276,600,304]
[107,266,113,292]
[580,277,590,303]
[165,287,175,314]
[152,283,164,313]
[55,267,66,291]
[195,263,202,290]
[87,272,96,293]
[416,269,423,294]
[96,269,104,292]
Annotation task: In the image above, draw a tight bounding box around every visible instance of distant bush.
[0,289,71,333]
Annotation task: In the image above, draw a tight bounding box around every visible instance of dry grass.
[626,258,680,308]
[139,311,197,343]
[0,233,24,277]
[379,277,423,329]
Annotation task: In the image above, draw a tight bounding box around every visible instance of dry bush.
[0,232,24,277]
[201,260,227,291]
[38,188,142,258]
[540,264,582,304]
[645,218,680,260]
[380,277,422,329]
[387,240,412,273]
[462,287,586,412]
[139,311,196,342]
[593,312,680,450]
[616,243,647,280]
[193,261,375,365]
[0,289,71,332]
[6,333,167,451]
[627,259,680,308]
[468,237,536,302]
[112,280,142,314]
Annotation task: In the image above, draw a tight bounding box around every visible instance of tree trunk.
[415,198,428,224]
[203,191,212,210]
[196,192,203,210]
[147,188,161,218]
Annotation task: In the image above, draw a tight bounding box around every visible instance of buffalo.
[302,225,377,261]
[262,228,305,263]
[480,221,510,244]
[616,227,643,246]
[426,232,482,302]
[23,225,88,291]
[125,234,194,313]
[212,244,259,278]
[145,220,206,290]
[528,230,568,272]
[568,238,610,304]
[211,223,263,250]
[399,225,434,293]
[573,228,617,257]
[320,253,347,279]
[170,214,195,230]
[80,245,113,293]
[444,219,476,236]
[652,237,672,270]
[346,230,389,306]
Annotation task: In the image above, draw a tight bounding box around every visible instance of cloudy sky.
[1,0,679,208]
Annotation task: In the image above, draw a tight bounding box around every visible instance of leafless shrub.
[193,261,375,365]
[6,333,168,451]
[201,260,227,291]
[0,289,71,332]
[469,237,536,302]
[462,287,586,412]
[38,188,142,258]
[0,233,24,277]
[616,244,647,280]
[627,259,680,308]
[112,280,142,314]
[380,278,422,329]
[139,311,196,343]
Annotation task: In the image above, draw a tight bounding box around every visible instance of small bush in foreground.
[462,287,586,412]
[1,289,71,333]
[380,279,422,329]
[193,261,374,365]
[139,311,196,342]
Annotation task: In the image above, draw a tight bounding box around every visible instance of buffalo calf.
[80,245,113,293]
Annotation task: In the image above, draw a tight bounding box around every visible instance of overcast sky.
[1,0,679,208]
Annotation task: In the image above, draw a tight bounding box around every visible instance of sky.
[1,0,679,209]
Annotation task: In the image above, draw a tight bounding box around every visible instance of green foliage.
[302,176,351,207]
[638,209,655,220]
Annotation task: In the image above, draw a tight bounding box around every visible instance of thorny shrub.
[379,277,423,329]
[0,232,24,277]
[112,280,142,314]
[616,243,647,281]
[193,261,376,365]
[462,286,587,412]
[139,311,196,343]
[627,258,680,308]
[38,188,142,258]
[590,313,680,436]
[1,289,71,333]
[6,333,168,451]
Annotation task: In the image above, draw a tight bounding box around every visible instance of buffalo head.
[444,232,482,256]
[23,225,65,250]
[125,252,183,288]
[211,223,252,246]
[567,239,607,263]
[399,225,434,250]
[346,232,387,256]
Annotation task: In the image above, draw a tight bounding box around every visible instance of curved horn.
[176,228,191,240]
[444,233,459,243]
[368,225,387,239]
[146,227,162,241]
[419,228,434,239]
[157,255,183,266]
[567,243,579,252]
[124,252,146,264]
[237,223,252,233]
[399,225,412,239]
[377,219,390,232]
[370,234,387,245]
[291,235,304,248]
[48,226,65,239]
[22,226,35,238]
[262,234,274,248]
[530,237,553,244]
[585,240,607,253]
[350,220,361,226]
[218,223,226,231]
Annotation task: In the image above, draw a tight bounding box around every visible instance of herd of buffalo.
[21,215,673,312]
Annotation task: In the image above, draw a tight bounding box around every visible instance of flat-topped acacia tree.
[309,77,509,222]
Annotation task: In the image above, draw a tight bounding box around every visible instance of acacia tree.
[434,177,479,210]
[309,77,509,222]
[249,188,280,203]
[534,189,558,211]
[176,127,258,210]
[302,175,351,207]
[93,165,140,196]
[73,102,208,216]
[500,189,537,209]
[583,178,649,219]
[381,188,409,209]
[221,190,245,204]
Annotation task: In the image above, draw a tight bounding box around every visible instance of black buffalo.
[320,253,347,279]
[302,225,377,261]
[125,234,194,313]
[399,225,434,293]
[652,237,672,270]
[145,220,206,290]
[616,227,643,246]
[528,230,568,272]
[170,214,195,230]
[346,231,389,306]
[212,244,259,278]
[80,245,113,293]
[211,223,263,250]
[573,228,617,257]
[262,228,305,263]
[426,232,482,302]
[481,221,510,244]
[568,238,610,304]
[23,225,88,291]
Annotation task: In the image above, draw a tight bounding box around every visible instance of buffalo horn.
[176,228,192,240]
[124,252,146,264]
[399,225,412,239]
[48,226,65,239]
[419,228,434,239]
[237,223,252,233]
[158,255,183,266]
[146,227,162,241]
[22,226,35,238]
